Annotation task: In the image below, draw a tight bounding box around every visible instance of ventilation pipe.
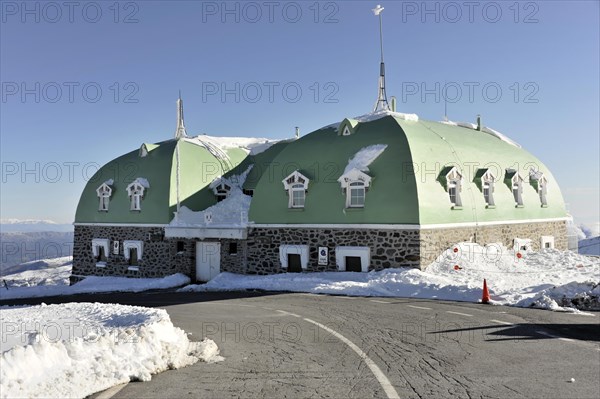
[295,126,300,139]
[390,96,397,112]
[476,114,482,131]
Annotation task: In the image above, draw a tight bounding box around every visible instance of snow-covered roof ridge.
[440,119,522,148]
[343,144,388,175]
[183,135,281,156]
[209,165,254,190]
[354,109,419,123]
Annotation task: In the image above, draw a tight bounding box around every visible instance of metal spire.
[175,91,188,140]
[372,4,389,112]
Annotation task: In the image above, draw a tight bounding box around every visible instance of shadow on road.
[432,323,600,343]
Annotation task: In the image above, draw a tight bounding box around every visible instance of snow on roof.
[172,166,254,227]
[184,135,281,156]
[130,177,150,188]
[529,168,545,180]
[103,179,114,186]
[355,109,419,123]
[441,120,522,148]
[343,144,388,175]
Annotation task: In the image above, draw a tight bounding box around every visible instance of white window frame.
[126,182,146,211]
[513,238,532,252]
[96,183,113,212]
[335,246,370,272]
[480,170,495,206]
[279,245,309,270]
[337,169,372,209]
[349,182,366,208]
[510,173,524,206]
[445,167,463,207]
[92,238,110,266]
[123,240,144,261]
[282,171,309,209]
[342,125,351,136]
[541,236,555,249]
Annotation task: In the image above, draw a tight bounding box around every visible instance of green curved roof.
[75,139,248,224]
[248,115,567,225]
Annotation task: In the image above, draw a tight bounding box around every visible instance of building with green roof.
[71,9,568,283]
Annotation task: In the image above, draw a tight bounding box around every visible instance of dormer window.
[529,169,548,207]
[282,171,309,209]
[439,166,462,208]
[126,178,149,211]
[212,182,231,202]
[337,169,372,208]
[96,180,113,212]
[511,174,523,206]
[474,169,495,207]
[338,118,359,136]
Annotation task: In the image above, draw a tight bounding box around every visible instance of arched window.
[96,181,113,212]
[349,181,366,207]
[529,169,548,207]
[337,169,372,209]
[511,174,523,206]
[282,171,310,209]
[126,178,149,211]
[442,167,463,207]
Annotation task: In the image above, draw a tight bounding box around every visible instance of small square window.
[229,242,238,255]
[177,241,185,252]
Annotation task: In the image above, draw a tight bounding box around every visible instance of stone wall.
[73,220,568,283]
[419,220,568,267]
[72,225,195,283]
[245,228,421,275]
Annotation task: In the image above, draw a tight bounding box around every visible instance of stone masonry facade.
[72,220,567,283]
[71,225,195,283]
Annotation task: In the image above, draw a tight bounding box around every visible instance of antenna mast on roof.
[372,4,389,112]
[175,91,188,140]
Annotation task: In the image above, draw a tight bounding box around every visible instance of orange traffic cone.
[481,279,490,304]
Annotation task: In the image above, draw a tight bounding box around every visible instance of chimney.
[295,126,300,139]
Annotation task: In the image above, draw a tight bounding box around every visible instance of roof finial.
[372,4,389,112]
[175,92,188,140]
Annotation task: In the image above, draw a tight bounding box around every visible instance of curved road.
[4,291,599,398]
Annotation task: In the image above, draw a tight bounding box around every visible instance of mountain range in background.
[1,219,73,233]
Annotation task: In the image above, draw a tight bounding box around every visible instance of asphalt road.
[3,291,599,398]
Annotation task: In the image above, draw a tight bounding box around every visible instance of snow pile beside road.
[181,243,599,312]
[0,302,223,399]
[0,270,189,300]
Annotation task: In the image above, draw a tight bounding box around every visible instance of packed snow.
[181,243,599,312]
[440,120,522,148]
[130,177,150,188]
[171,166,253,227]
[0,265,190,300]
[343,144,388,174]
[0,302,222,398]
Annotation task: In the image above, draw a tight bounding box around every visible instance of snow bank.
[0,270,190,300]
[181,244,599,312]
[343,144,388,174]
[0,302,222,398]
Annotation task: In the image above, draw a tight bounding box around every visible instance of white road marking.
[446,311,473,317]
[301,316,401,399]
[275,309,400,398]
[336,296,356,299]
[536,331,575,342]
[370,300,391,304]
[95,383,128,399]
[406,305,432,310]
[236,304,256,308]
[276,309,301,318]
[489,319,513,325]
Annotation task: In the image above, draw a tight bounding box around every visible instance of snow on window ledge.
[127,266,140,272]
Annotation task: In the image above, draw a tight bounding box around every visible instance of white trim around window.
[335,246,370,272]
[123,240,144,260]
[279,245,309,269]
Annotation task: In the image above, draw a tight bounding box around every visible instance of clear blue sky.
[1,1,598,229]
